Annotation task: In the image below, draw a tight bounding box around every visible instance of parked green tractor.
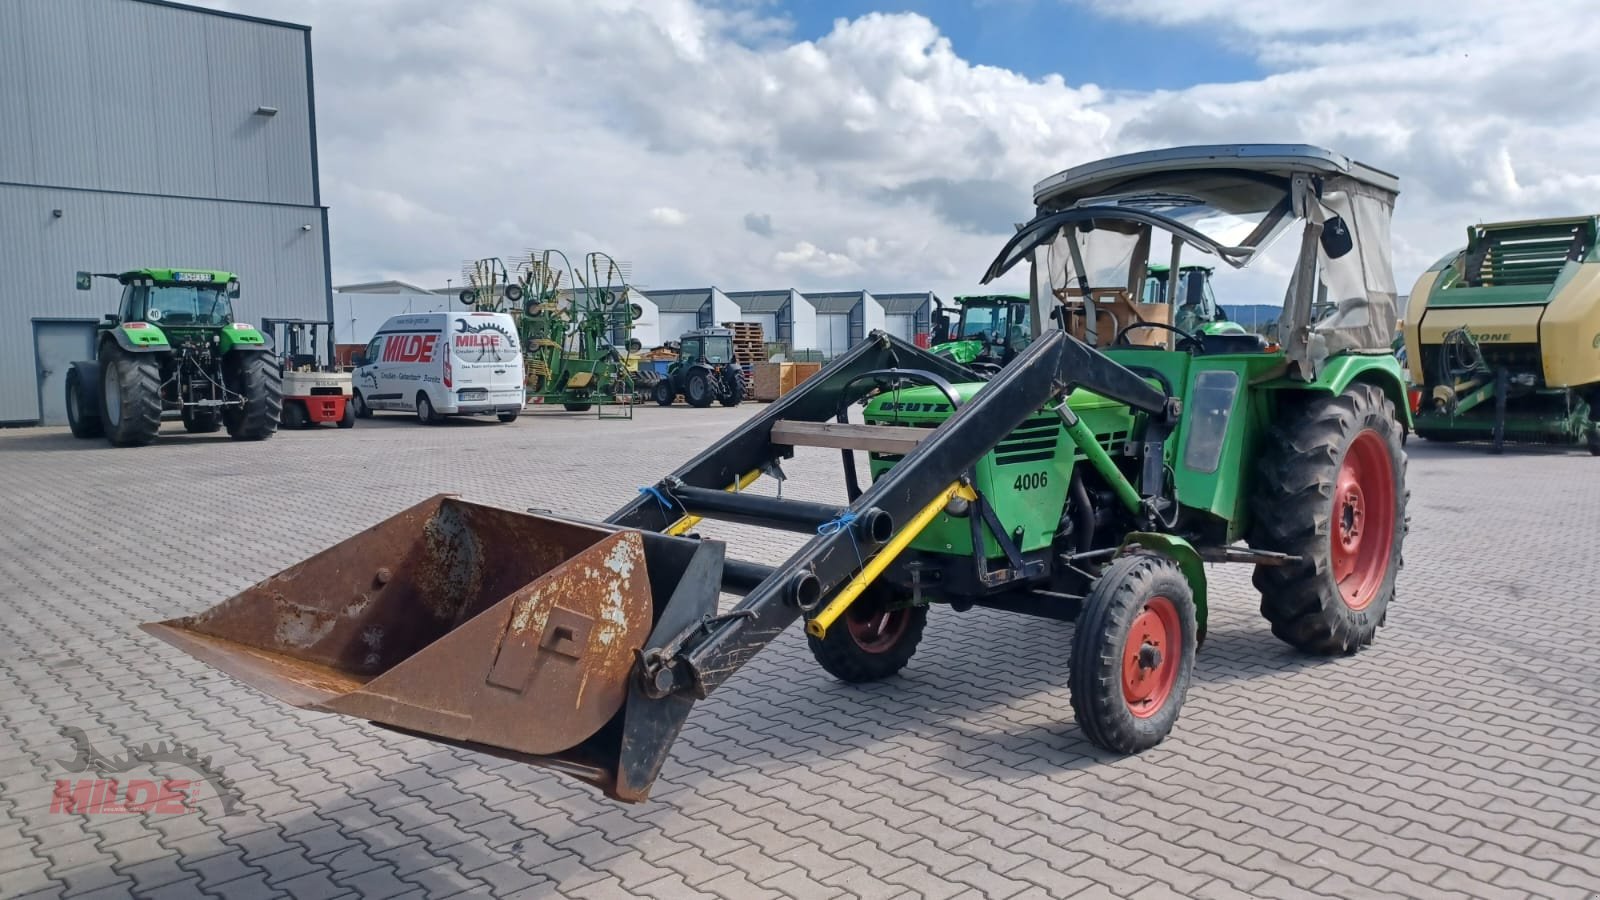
[66,269,282,447]
[928,294,1032,375]
[145,146,1414,805]
[650,327,745,407]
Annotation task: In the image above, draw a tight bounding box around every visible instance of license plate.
[458,389,487,401]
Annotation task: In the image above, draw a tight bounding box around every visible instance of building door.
[33,320,97,425]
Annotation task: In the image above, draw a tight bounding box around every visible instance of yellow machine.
[1403,215,1600,453]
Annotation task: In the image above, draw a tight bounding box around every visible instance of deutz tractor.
[67,269,281,447]
[144,145,1413,805]
[651,327,745,407]
[1402,215,1600,454]
[929,294,1032,375]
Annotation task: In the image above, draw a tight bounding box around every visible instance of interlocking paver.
[2,412,1599,899]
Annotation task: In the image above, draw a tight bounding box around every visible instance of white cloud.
[649,207,688,226]
[195,0,1600,306]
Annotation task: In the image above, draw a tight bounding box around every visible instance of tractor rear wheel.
[1069,552,1196,754]
[65,366,103,439]
[806,587,926,683]
[182,408,222,434]
[224,352,282,441]
[685,370,714,408]
[653,380,675,407]
[99,351,163,447]
[563,403,592,413]
[1249,383,1407,655]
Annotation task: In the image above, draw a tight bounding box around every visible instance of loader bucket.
[142,494,721,801]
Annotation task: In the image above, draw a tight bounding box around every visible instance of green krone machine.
[67,269,281,447]
[464,252,642,416]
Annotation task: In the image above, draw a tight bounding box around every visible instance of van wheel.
[416,392,442,425]
[497,411,519,423]
[352,391,372,419]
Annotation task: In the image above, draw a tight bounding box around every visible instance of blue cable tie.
[818,512,864,569]
[638,485,674,517]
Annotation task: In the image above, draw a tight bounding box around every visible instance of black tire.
[1589,428,1600,457]
[280,400,307,430]
[685,370,714,408]
[1249,383,1407,655]
[1069,552,1197,754]
[352,391,373,419]
[562,403,592,413]
[806,587,926,683]
[720,368,744,408]
[1490,368,1507,455]
[338,400,356,428]
[416,392,441,425]
[498,411,520,423]
[181,407,222,434]
[653,380,675,407]
[223,352,281,441]
[65,365,103,439]
[99,351,163,447]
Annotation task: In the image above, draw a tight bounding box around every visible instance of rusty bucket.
[143,494,721,801]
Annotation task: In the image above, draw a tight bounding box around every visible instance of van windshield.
[450,316,520,363]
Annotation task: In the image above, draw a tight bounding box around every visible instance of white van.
[350,312,525,424]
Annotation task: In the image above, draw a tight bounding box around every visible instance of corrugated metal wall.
[0,0,327,423]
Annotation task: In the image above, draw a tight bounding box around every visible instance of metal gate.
[32,319,97,425]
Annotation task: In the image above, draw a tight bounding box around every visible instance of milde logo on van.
[453,318,516,361]
[382,334,438,363]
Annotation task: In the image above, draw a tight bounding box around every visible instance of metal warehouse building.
[0,0,329,425]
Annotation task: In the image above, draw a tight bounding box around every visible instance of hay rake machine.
[143,145,1413,804]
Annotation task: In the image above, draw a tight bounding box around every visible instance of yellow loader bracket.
[805,482,973,639]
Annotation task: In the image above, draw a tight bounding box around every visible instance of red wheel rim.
[1122,595,1181,719]
[1331,430,1396,611]
[845,605,909,653]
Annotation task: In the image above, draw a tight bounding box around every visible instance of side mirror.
[103,313,118,323]
[351,353,367,367]
[76,271,92,291]
[931,311,951,344]
[1320,215,1354,260]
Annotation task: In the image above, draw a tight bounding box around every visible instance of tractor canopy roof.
[119,268,237,285]
[984,143,1403,377]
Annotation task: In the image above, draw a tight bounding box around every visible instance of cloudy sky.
[200,0,1600,302]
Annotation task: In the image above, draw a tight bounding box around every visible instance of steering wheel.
[1114,320,1203,352]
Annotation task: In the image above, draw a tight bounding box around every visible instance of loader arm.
[626,329,1175,700]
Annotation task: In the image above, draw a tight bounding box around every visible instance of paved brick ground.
[2,406,1598,899]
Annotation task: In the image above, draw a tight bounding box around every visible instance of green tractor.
[144,145,1414,803]
[928,294,1032,376]
[650,327,745,408]
[66,269,282,447]
[1140,263,1246,336]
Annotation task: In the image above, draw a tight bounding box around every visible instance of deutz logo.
[882,402,950,413]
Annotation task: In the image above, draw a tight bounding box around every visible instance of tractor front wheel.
[65,365,103,439]
[653,380,674,407]
[685,370,714,408]
[99,351,163,447]
[1069,552,1197,754]
[223,353,282,441]
[806,587,926,683]
[720,368,744,407]
[1250,383,1407,655]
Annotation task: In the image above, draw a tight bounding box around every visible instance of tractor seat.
[1197,332,1271,355]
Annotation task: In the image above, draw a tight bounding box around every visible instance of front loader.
[143,145,1412,803]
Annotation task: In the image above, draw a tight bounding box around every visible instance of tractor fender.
[218,323,271,354]
[1261,354,1414,430]
[105,326,169,354]
[1118,532,1208,646]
